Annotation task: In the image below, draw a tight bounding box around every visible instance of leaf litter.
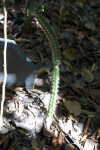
[0,0,100,150]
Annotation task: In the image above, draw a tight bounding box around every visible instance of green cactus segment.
[36,14,60,119]
[48,66,60,117]
[35,14,60,67]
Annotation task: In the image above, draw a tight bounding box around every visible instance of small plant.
[35,14,60,128]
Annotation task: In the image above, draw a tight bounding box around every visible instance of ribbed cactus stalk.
[35,14,60,128]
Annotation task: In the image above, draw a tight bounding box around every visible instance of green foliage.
[40,5,44,12]
[28,5,35,16]
[24,1,45,29]
[28,2,45,15]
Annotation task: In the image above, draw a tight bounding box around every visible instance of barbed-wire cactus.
[35,14,60,128]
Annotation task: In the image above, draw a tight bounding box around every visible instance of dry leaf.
[63,99,81,116]
[74,83,83,89]
[76,1,83,7]
[36,67,48,77]
[78,30,87,39]
[91,63,98,72]
[17,129,29,135]
[52,137,58,148]
[81,69,94,82]
[81,109,95,117]
[25,52,38,62]
[89,89,100,100]
[0,139,4,146]
[31,140,40,150]
[15,38,30,43]
[85,22,96,31]
[63,49,77,60]
[90,37,99,47]
[2,134,10,149]
[52,135,64,148]
[63,60,73,70]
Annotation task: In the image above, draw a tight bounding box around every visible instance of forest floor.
[0,0,100,150]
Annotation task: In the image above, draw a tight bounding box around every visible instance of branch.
[0,0,7,129]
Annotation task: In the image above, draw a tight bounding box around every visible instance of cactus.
[35,14,60,128]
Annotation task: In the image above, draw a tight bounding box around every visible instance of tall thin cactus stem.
[35,14,60,128]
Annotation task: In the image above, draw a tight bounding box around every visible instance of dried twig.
[0,0,7,128]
